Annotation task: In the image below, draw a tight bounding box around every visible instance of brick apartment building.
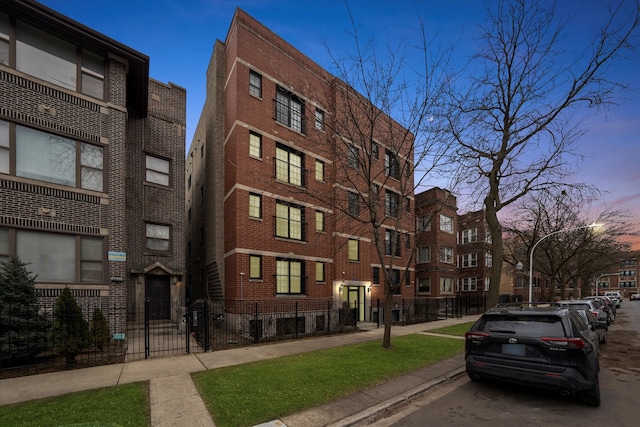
[414,187,458,298]
[457,209,491,296]
[0,0,185,332]
[186,8,414,327]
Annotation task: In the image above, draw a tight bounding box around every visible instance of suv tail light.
[541,337,586,349]
[465,331,490,340]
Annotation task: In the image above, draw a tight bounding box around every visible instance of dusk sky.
[37,0,640,249]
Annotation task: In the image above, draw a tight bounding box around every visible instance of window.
[390,269,401,294]
[620,270,636,277]
[417,216,431,231]
[485,252,492,267]
[385,190,400,218]
[275,143,304,186]
[405,233,411,249]
[385,229,400,256]
[348,145,359,169]
[146,223,170,252]
[81,237,104,283]
[371,141,379,160]
[620,281,636,288]
[0,12,8,66]
[461,228,477,243]
[372,267,380,284]
[370,183,380,204]
[461,277,477,292]
[485,277,490,292]
[0,227,9,265]
[384,150,400,179]
[15,125,104,191]
[249,193,262,219]
[439,214,453,233]
[315,109,324,130]
[348,239,359,261]
[440,277,453,293]
[249,132,262,158]
[275,86,305,133]
[249,255,262,280]
[315,160,324,182]
[405,271,411,287]
[485,229,492,243]
[348,192,360,216]
[404,198,411,213]
[462,253,477,267]
[13,230,103,283]
[16,22,104,99]
[276,259,304,294]
[146,154,170,187]
[249,70,262,97]
[275,202,304,241]
[316,262,325,283]
[417,246,430,263]
[315,210,325,232]
[0,120,8,174]
[418,277,431,294]
[440,246,454,264]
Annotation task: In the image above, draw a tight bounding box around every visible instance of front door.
[344,286,365,321]
[146,275,170,320]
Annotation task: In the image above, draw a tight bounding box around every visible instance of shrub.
[89,308,110,352]
[51,287,89,366]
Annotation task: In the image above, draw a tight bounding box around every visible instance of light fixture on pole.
[528,223,602,304]
[594,272,618,296]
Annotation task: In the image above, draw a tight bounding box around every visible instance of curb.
[327,366,466,427]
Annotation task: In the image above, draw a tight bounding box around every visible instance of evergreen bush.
[51,287,89,366]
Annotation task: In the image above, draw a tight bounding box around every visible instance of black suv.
[465,304,604,406]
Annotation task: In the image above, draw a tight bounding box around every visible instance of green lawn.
[427,321,476,337]
[192,334,464,427]
[0,382,149,427]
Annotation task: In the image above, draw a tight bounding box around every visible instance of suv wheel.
[577,375,601,407]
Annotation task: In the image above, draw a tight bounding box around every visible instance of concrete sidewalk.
[0,315,479,426]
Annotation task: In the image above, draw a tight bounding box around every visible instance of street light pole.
[528,223,601,304]
[594,273,618,296]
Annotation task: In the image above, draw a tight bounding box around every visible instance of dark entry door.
[346,286,365,321]
[146,275,170,320]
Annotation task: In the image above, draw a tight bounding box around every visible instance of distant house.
[0,0,185,332]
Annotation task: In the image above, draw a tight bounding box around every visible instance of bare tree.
[447,0,640,307]
[321,7,455,348]
[503,188,635,300]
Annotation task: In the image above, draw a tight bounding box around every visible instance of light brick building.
[186,9,414,325]
[0,0,185,332]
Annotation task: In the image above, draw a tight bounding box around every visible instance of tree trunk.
[485,197,503,308]
[382,281,393,348]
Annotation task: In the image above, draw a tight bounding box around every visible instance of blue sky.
[37,0,640,247]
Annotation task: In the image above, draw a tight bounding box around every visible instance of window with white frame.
[145,154,170,187]
[315,109,324,130]
[485,252,492,267]
[440,277,453,293]
[276,259,304,294]
[14,124,104,191]
[249,70,262,97]
[249,131,262,158]
[0,12,8,66]
[462,253,477,267]
[348,239,359,261]
[439,214,453,233]
[385,229,400,256]
[348,145,359,169]
[249,193,262,219]
[275,86,305,133]
[418,277,431,293]
[275,143,304,186]
[371,141,379,160]
[146,223,170,252]
[440,246,454,264]
[620,270,636,277]
[485,277,490,291]
[461,277,477,291]
[275,202,304,241]
[417,246,430,263]
[461,228,477,243]
[620,281,636,288]
[485,229,492,243]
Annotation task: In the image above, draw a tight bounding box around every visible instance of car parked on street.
[573,308,607,344]
[604,291,622,308]
[465,304,604,406]
[630,293,640,301]
[555,299,610,324]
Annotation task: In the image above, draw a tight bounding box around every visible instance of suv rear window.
[477,315,566,336]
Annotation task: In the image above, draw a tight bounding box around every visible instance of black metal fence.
[1,295,485,379]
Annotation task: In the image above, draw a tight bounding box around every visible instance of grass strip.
[0,382,149,427]
[192,334,463,427]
